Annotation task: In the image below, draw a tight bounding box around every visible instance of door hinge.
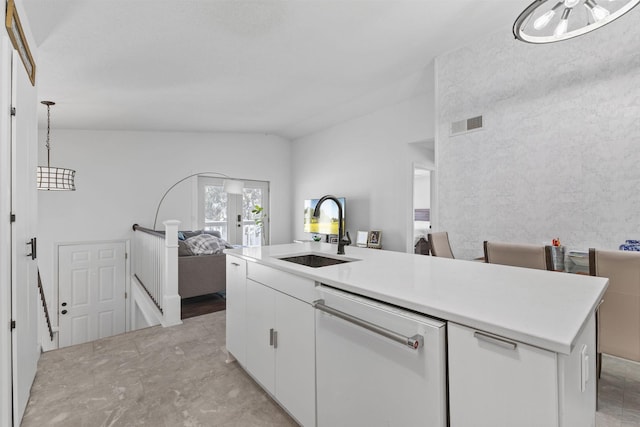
[10,320,15,330]
[10,107,15,116]
[10,213,15,223]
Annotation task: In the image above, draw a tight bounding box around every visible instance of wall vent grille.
[450,115,483,136]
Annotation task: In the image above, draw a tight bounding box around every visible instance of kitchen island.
[225,242,608,427]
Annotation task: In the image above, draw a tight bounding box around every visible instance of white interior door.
[0,35,12,427]
[58,242,126,347]
[10,49,39,426]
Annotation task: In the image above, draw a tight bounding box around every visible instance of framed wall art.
[6,0,36,85]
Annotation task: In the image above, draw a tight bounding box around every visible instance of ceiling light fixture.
[514,0,640,43]
[37,101,76,191]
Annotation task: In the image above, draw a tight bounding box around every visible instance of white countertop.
[226,242,608,355]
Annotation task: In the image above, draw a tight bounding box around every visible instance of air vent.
[450,115,483,136]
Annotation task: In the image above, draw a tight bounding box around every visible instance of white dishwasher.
[314,285,447,427]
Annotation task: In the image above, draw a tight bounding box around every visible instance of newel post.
[162,220,182,326]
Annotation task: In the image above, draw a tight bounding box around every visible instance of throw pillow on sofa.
[184,234,233,255]
[182,229,223,239]
[178,240,194,256]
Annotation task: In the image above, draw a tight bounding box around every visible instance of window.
[198,177,269,246]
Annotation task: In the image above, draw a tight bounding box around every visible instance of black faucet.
[313,195,351,255]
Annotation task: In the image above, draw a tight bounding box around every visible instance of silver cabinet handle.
[474,331,517,351]
[273,330,278,349]
[269,328,274,346]
[313,299,423,350]
[231,262,240,267]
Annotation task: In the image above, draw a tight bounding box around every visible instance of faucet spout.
[313,195,349,255]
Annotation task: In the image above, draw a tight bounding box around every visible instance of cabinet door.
[448,322,558,427]
[245,279,276,393]
[275,292,315,427]
[225,256,247,364]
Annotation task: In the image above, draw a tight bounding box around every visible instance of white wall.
[292,79,435,253]
[38,129,291,345]
[436,14,640,260]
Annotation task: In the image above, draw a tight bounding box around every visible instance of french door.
[197,178,269,246]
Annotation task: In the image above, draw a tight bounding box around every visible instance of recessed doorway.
[413,165,432,253]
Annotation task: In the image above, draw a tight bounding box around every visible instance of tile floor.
[20,311,640,426]
[21,311,296,427]
[597,355,640,427]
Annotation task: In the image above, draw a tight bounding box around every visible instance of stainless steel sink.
[278,254,353,268]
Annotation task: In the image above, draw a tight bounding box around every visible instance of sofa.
[178,230,228,299]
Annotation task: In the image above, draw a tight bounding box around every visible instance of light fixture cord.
[45,103,51,167]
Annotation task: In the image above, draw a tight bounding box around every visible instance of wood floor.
[181,292,226,320]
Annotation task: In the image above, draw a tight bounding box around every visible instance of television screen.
[304,198,346,235]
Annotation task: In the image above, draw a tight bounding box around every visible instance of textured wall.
[436,13,640,260]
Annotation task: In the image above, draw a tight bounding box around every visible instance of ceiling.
[22,0,526,140]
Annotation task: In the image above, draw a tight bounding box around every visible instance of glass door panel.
[198,177,269,246]
[242,186,265,246]
[202,183,229,239]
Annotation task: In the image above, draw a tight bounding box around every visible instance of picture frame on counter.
[356,231,369,247]
[367,230,382,249]
[327,235,338,244]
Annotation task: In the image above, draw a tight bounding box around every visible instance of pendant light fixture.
[37,101,76,191]
[514,0,640,44]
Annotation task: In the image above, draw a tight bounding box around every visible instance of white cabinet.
[225,255,247,364]
[448,316,596,427]
[226,259,316,426]
[245,278,315,427]
[273,288,315,427]
[245,279,276,391]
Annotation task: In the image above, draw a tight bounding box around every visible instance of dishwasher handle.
[313,299,424,350]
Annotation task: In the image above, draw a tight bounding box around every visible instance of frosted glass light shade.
[223,179,244,194]
[514,0,640,44]
[37,166,76,191]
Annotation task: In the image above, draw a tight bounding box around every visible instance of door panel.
[274,292,315,427]
[198,177,269,246]
[245,279,276,393]
[0,35,13,427]
[59,242,126,347]
[10,48,39,426]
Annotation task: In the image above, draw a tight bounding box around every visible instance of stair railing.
[37,269,54,341]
